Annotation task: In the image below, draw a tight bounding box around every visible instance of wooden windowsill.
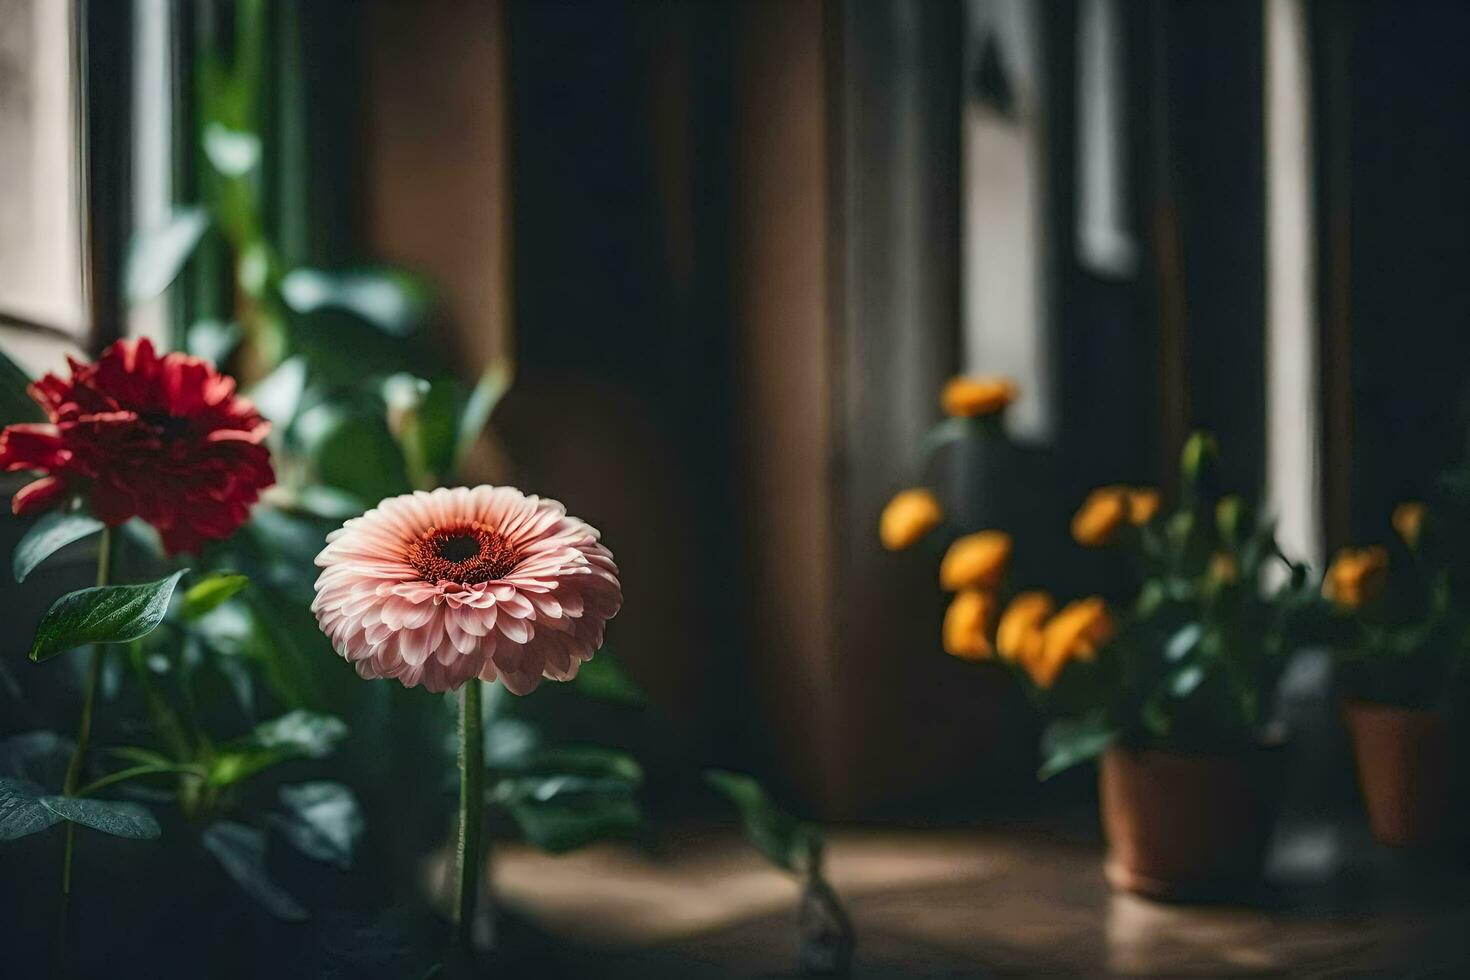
[495,824,1470,977]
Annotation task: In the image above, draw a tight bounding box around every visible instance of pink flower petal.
[311,485,620,693]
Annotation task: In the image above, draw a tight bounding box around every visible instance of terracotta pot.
[1343,699,1449,847]
[1099,743,1282,901]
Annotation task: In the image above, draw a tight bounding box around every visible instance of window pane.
[0,0,85,335]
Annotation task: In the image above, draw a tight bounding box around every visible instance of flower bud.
[1215,495,1246,543]
[879,488,943,551]
[1071,486,1129,547]
[943,590,997,661]
[1323,546,1389,610]
[1180,431,1219,489]
[1392,501,1427,549]
[939,530,1013,591]
[997,591,1053,662]
[940,376,1018,418]
[1126,488,1161,526]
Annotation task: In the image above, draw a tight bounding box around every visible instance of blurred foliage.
[1325,463,1470,706]
[1034,434,1329,775]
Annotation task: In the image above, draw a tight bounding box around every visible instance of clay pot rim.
[1112,724,1290,764]
[1341,696,1447,720]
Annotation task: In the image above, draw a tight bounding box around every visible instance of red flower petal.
[0,423,68,471]
[12,475,69,516]
[0,337,273,553]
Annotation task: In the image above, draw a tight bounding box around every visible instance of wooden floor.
[495,824,1470,977]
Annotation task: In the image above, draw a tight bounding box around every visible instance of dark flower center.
[438,534,481,563]
[141,412,193,441]
[406,522,522,585]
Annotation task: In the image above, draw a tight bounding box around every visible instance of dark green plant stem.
[75,763,207,799]
[455,678,485,949]
[123,635,209,819]
[60,528,113,899]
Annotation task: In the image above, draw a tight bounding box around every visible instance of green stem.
[454,679,486,949]
[75,763,206,799]
[60,527,112,898]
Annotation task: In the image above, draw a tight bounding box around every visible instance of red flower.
[0,338,273,554]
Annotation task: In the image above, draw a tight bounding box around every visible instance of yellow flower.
[997,591,1054,662]
[1126,487,1161,526]
[1392,501,1427,549]
[939,530,1013,591]
[940,376,1018,418]
[1030,597,1113,689]
[1071,486,1129,547]
[943,589,997,661]
[1207,551,1239,585]
[880,488,943,550]
[1323,546,1389,610]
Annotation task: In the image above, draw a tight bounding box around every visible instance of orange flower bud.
[1071,486,1129,547]
[1392,501,1427,549]
[940,376,1018,418]
[1126,487,1161,526]
[1323,546,1389,610]
[1030,597,1113,689]
[1207,551,1239,586]
[997,591,1054,662]
[880,488,943,551]
[939,530,1013,591]
[943,589,997,661]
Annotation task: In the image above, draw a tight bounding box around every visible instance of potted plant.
[1324,496,1466,847]
[1030,435,1319,898]
[882,419,1318,900]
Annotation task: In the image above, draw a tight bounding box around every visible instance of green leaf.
[382,374,459,487]
[239,587,321,709]
[209,711,348,787]
[295,402,409,502]
[203,122,262,178]
[704,769,820,874]
[1164,623,1202,663]
[126,206,210,302]
[483,717,542,770]
[179,572,250,621]
[0,347,40,426]
[286,485,370,521]
[1141,698,1172,738]
[39,796,160,839]
[1179,431,1220,495]
[279,267,430,336]
[1169,664,1206,699]
[248,356,308,427]
[918,415,1000,464]
[456,357,514,467]
[201,821,308,922]
[517,747,644,784]
[206,751,279,788]
[570,650,649,708]
[14,511,105,583]
[494,774,642,854]
[268,781,363,870]
[29,570,187,663]
[248,710,347,758]
[237,241,273,298]
[0,778,63,840]
[1038,715,1120,781]
[108,746,174,769]
[186,318,242,364]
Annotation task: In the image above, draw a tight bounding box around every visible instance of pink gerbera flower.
[311,485,621,694]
